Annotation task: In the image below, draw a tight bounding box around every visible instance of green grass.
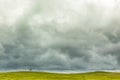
[0,71,120,80]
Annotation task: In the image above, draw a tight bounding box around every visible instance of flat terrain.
[0,71,120,80]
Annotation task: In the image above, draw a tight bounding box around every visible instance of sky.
[0,0,120,71]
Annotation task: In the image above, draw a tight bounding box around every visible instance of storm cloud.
[0,0,120,71]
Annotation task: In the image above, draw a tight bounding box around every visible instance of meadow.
[0,71,120,80]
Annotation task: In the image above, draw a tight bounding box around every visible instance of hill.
[0,71,120,80]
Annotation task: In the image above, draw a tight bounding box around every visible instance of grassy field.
[0,71,120,80]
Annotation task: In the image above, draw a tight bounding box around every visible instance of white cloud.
[0,0,120,71]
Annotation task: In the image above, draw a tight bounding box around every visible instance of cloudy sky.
[0,0,120,71]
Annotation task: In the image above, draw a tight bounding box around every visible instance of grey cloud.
[0,0,120,71]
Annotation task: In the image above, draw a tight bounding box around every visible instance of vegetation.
[0,71,120,80]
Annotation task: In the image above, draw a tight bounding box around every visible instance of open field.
[0,71,120,80]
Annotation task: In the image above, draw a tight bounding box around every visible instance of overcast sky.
[0,0,120,71]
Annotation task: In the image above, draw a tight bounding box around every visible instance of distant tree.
[29,67,32,72]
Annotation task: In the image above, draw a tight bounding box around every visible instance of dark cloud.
[0,0,120,71]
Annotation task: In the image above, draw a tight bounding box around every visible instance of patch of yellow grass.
[0,71,120,80]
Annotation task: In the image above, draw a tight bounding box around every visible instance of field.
[0,71,120,80]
